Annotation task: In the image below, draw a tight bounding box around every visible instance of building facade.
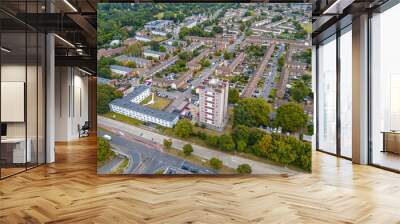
[109,85,179,128]
[198,78,229,130]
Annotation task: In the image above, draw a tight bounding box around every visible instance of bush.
[228,88,240,104]
[232,125,250,144]
[236,140,247,152]
[233,98,271,127]
[206,135,219,147]
[97,137,115,162]
[174,119,193,138]
[183,144,193,156]
[218,134,235,152]
[97,84,123,114]
[163,139,172,149]
[237,164,252,174]
[209,157,223,170]
[274,102,308,133]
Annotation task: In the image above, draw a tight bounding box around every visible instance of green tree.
[163,139,172,149]
[236,140,247,152]
[124,61,136,68]
[97,84,123,114]
[228,88,240,104]
[159,45,167,52]
[200,58,211,68]
[206,135,219,147]
[275,103,308,133]
[150,41,160,51]
[289,80,311,102]
[233,98,271,127]
[247,128,265,146]
[232,125,250,144]
[183,144,193,156]
[209,157,223,170]
[97,137,115,162]
[218,134,235,152]
[212,26,223,33]
[237,164,252,174]
[124,42,143,57]
[174,119,193,138]
[269,137,297,166]
[223,51,234,60]
[98,57,117,79]
[253,134,272,157]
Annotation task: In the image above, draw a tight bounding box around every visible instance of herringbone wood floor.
[1,136,400,224]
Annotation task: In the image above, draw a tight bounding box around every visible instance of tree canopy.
[97,84,123,114]
[274,102,308,133]
[228,88,240,104]
[289,80,311,102]
[233,98,271,127]
[174,119,193,138]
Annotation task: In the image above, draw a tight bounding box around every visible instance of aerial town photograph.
[97,3,313,175]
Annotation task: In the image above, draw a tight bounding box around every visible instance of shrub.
[163,139,172,149]
[97,137,115,162]
[206,135,219,147]
[183,144,193,156]
[209,157,223,170]
[174,119,193,138]
[237,164,252,174]
[218,134,235,152]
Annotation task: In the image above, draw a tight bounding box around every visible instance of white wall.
[54,67,89,141]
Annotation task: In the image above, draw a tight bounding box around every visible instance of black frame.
[315,0,400,173]
[0,0,48,180]
[367,1,400,173]
[315,23,352,161]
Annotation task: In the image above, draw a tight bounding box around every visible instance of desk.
[382,131,400,154]
[1,138,31,163]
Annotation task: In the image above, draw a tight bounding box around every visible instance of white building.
[143,49,166,60]
[109,85,179,128]
[135,35,151,42]
[129,85,150,103]
[110,39,121,47]
[110,65,133,76]
[151,30,167,36]
[198,78,229,130]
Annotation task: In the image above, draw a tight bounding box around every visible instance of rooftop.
[144,49,167,56]
[130,85,149,99]
[115,55,150,65]
[110,65,133,73]
[110,95,179,122]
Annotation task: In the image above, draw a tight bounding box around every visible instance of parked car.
[103,134,112,141]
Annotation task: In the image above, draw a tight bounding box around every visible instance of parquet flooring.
[1,136,400,224]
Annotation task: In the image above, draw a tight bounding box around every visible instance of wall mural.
[96,3,313,175]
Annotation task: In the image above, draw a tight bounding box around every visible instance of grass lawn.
[103,112,144,126]
[112,158,129,174]
[97,153,116,168]
[154,12,164,19]
[164,147,237,174]
[302,23,312,33]
[141,95,172,110]
[152,36,168,42]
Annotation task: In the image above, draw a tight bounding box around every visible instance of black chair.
[79,121,90,138]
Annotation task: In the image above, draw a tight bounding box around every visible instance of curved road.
[98,116,297,175]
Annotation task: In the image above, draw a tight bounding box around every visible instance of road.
[242,44,276,98]
[97,157,124,174]
[98,129,214,174]
[277,45,294,98]
[263,43,285,99]
[98,116,297,175]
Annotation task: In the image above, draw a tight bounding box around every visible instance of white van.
[103,134,112,141]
